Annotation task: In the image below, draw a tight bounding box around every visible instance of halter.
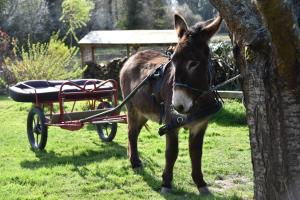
[173,57,214,97]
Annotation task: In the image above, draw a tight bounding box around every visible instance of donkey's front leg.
[161,131,179,193]
[189,123,211,195]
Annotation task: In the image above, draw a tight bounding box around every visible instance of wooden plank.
[49,108,110,124]
[92,119,126,124]
[218,90,243,99]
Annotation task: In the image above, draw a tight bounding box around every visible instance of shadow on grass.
[0,95,9,101]
[20,141,244,199]
[20,141,127,170]
[210,107,247,127]
[134,156,244,200]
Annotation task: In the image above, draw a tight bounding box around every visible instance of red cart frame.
[11,79,127,149]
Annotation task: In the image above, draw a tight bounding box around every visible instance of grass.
[0,96,252,199]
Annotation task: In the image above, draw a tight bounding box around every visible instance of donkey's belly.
[131,90,162,123]
[141,112,160,122]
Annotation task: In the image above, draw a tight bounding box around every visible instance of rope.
[212,74,242,90]
[79,65,166,123]
[80,59,241,123]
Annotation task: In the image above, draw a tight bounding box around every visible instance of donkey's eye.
[189,61,199,69]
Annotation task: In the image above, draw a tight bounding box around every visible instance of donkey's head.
[171,14,222,114]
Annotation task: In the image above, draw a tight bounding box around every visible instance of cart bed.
[9,79,115,102]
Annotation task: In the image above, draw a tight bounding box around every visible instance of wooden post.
[126,44,130,57]
[80,45,94,65]
[91,46,95,63]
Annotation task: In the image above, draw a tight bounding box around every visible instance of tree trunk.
[106,0,113,29]
[209,0,300,199]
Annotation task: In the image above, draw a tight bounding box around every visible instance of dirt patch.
[211,175,252,193]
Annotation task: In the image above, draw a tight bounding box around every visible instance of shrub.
[3,33,85,84]
[0,78,6,89]
[210,41,241,90]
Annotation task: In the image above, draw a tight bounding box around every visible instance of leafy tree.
[45,0,65,37]
[149,0,168,29]
[124,0,142,29]
[60,0,94,44]
[0,0,8,13]
[2,0,50,45]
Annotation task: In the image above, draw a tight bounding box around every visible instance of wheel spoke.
[105,126,109,136]
[33,113,42,146]
[33,116,37,127]
[36,132,39,145]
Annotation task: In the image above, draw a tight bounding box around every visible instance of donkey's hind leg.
[127,106,147,169]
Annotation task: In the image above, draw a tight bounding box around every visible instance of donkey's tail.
[144,123,151,132]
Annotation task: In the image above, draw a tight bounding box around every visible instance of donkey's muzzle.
[172,89,193,114]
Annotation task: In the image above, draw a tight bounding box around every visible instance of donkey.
[120,14,222,195]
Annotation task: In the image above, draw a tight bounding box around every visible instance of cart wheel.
[27,107,48,150]
[96,102,117,142]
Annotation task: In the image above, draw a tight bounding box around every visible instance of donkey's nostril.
[175,104,184,112]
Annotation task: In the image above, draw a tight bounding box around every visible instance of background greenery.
[3,34,84,84]
[0,96,252,199]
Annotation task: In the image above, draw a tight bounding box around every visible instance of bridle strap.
[174,82,206,95]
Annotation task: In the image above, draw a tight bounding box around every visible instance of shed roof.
[78,30,178,46]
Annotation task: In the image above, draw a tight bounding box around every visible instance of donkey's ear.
[202,16,222,40]
[174,14,188,39]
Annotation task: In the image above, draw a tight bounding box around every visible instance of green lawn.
[0,96,252,199]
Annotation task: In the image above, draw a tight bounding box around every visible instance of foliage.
[60,0,94,42]
[0,0,8,14]
[211,41,235,69]
[0,78,6,89]
[0,97,252,199]
[3,33,85,84]
[1,0,50,45]
[210,41,240,90]
[149,0,168,29]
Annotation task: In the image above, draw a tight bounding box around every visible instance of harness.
[81,51,241,137]
[151,54,224,136]
[150,62,169,124]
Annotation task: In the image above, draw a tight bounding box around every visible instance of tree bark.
[209,0,300,199]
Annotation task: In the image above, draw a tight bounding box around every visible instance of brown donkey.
[120,14,222,195]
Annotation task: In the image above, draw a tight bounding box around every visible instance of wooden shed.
[78,30,178,64]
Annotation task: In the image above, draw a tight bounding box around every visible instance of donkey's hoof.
[161,187,172,194]
[131,160,143,169]
[198,186,212,196]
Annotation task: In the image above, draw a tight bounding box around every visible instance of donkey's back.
[120,49,171,123]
